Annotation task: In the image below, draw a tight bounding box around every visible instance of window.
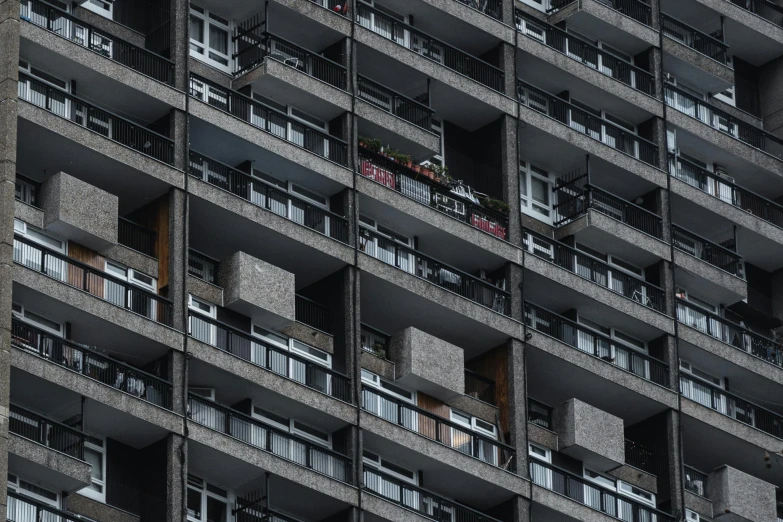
[190,387,216,400]
[189,5,231,72]
[82,0,113,19]
[80,437,106,502]
[685,509,700,522]
[248,169,332,234]
[104,261,158,318]
[576,315,650,378]
[618,481,655,506]
[12,303,64,337]
[680,360,728,413]
[250,326,333,393]
[8,473,60,511]
[450,409,499,465]
[187,475,232,522]
[13,219,67,280]
[528,443,552,488]
[251,326,332,367]
[363,450,418,484]
[361,370,417,429]
[520,161,554,223]
[188,295,217,345]
[359,216,415,274]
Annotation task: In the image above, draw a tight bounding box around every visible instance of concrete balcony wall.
[552,398,625,471]
[707,465,777,522]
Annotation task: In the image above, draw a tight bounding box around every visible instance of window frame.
[363,450,418,485]
[12,302,64,337]
[186,474,233,522]
[8,473,60,509]
[81,0,113,19]
[189,4,232,73]
[80,437,107,503]
[519,160,555,224]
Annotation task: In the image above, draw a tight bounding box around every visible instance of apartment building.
[0,0,782,521]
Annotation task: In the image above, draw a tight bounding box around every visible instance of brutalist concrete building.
[1,0,783,521]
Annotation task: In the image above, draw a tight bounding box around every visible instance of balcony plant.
[479,196,510,215]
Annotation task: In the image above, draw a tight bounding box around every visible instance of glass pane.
[209,24,228,55]
[187,488,202,519]
[190,15,204,43]
[531,178,549,205]
[84,447,103,480]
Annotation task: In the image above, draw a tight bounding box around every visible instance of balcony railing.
[7,491,88,522]
[661,14,729,65]
[360,227,511,315]
[529,460,675,522]
[676,299,783,368]
[361,385,517,472]
[295,294,333,334]
[729,0,783,28]
[672,225,743,278]
[189,151,349,243]
[18,73,175,164]
[364,468,503,522]
[359,149,509,240]
[13,235,173,326]
[20,0,174,85]
[515,11,654,96]
[523,229,667,312]
[777,501,783,522]
[189,75,348,166]
[360,323,390,359]
[464,369,496,405]
[528,398,553,430]
[454,0,503,20]
[356,2,505,93]
[525,302,671,387]
[518,80,659,167]
[669,154,783,229]
[680,373,783,439]
[188,313,350,402]
[357,76,434,130]
[684,465,708,497]
[11,318,173,408]
[9,403,86,460]
[14,175,40,207]
[665,83,783,161]
[624,439,654,474]
[118,217,157,258]
[187,394,352,482]
[548,0,652,26]
[309,0,348,15]
[188,249,220,285]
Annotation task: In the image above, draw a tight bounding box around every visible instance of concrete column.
[507,338,528,478]
[648,0,662,30]
[169,349,187,417]
[649,47,664,101]
[500,114,521,245]
[171,109,188,173]
[343,266,360,406]
[501,0,515,27]
[505,262,523,323]
[168,188,188,332]
[170,0,190,92]
[166,433,187,522]
[663,334,678,391]
[655,186,671,245]
[512,496,531,522]
[665,409,685,517]
[649,116,668,174]
[760,56,783,140]
[499,42,516,98]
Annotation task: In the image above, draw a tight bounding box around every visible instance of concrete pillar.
[648,0,662,30]
[665,409,685,517]
[170,0,190,92]
[166,433,187,522]
[663,334,678,391]
[507,339,528,478]
[501,0,515,27]
[649,116,668,173]
[505,262,524,323]
[500,114,521,245]
[342,265,360,406]
[169,349,187,417]
[169,188,188,332]
[649,47,664,101]
[171,109,188,173]
[499,42,516,98]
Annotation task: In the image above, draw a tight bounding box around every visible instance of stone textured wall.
[708,465,777,522]
[553,398,625,469]
[388,327,464,400]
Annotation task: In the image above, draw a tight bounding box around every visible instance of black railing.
[359,149,509,240]
[360,227,511,315]
[676,299,783,368]
[358,76,433,130]
[9,403,85,459]
[548,0,652,26]
[669,154,783,229]
[295,294,333,334]
[684,465,709,497]
[515,11,654,96]
[729,0,783,28]
[11,318,173,408]
[361,385,517,472]
[189,151,350,243]
[188,313,350,402]
[188,394,352,482]
[777,502,783,521]
[13,235,173,325]
[523,229,667,312]
[188,249,220,285]
[14,175,40,207]
[624,439,654,474]
[528,398,553,430]
[7,491,87,522]
[18,73,174,164]
[672,225,743,277]
[189,75,348,166]
[20,0,174,84]
[661,14,729,64]
[680,373,783,439]
[665,83,783,160]
[118,217,157,257]
[518,80,659,167]
[526,302,670,387]
[356,2,505,93]
[360,323,390,359]
[529,460,675,521]
[309,0,348,15]
[454,0,503,20]
[364,467,503,522]
[464,369,496,405]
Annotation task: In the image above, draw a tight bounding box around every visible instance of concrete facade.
[552,398,625,471]
[707,466,777,522]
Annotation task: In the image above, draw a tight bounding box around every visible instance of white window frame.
[617,480,656,507]
[685,509,700,522]
[679,359,729,415]
[17,61,73,120]
[361,369,418,430]
[528,443,553,489]
[251,325,332,368]
[450,409,499,466]
[519,160,555,224]
[12,302,64,338]
[363,450,419,485]
[8,473,60,510]
[188,295,218,346]
[249,169,332,235]
[189,4,232,73]
[81,0,113,19]
[186,474,234,522]
[80,437,106,503]
[252,407,333,449]
[359,216,415,274]
[576,315,651,378]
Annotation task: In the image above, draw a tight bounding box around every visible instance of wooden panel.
[466,346,510,441]
[417,392,451,445]
[67,242,105,298]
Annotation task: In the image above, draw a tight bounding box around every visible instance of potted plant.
[373,342,386,358]
[359,136,369,149]
[481,197,510,215]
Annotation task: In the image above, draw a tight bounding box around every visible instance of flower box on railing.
[361,159,396,190]
[471,214,507,240]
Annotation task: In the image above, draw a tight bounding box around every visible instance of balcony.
[548,0,652,26]
[20,0,174,85]
[14,175,40,207]
[361,385,516,472]
[187,394,352,482]
[624,439,654,474]
[357,75,434,131]
[361,323,390,359]
[189,74,348,166]
[295,294,333,334]
[728,0,783,29]
[187,312,350,402]
[359,227,511,316]
[118,217,157,258]
[454,0,503,20]
[517,80,659,167]
[515,11,655,96]
[356,2,505,93]
[661,14,730,65]
[7,491,92,522]
[525,302,671,387]
[18,73,175,165]
[11,318,173,409]
[684,465,709,497]
[528,398,553,430]
[672,225,743,278]
[464,369,496,405]
[9,403,85,460]
[188,249,220,285]
[685,464,778,522]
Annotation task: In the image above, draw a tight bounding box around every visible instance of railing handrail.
[683,463,711,477]
[679,372,783,426]
[118,216,157,240]
[357,75,434,114]
[672,224,741,259]
[262,31,347,71]
[10,402,87,442]
[360,322,392,339]
[7,490,86,521]
[675,297,780,343]
[661,12,728,48]
[188,247,221,266]
[586,184,663,222]
[728,0,783,27]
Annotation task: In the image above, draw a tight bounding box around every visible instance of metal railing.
[676,299,783,368]
[360,323,390,359]
[529,460,675,521]
[669,154,783,229]
[11,318,173,408]
[729,0,783,28]
[523,229,667,312]
[189,151,349,243]
[189,75,348,166]
[680,373,783,439]
[309,0,348,15]
[777,501,783,522]
[454,0,503,20]
[464,369,496,405]
[359,149,509,240]
[188,394,352,482]
[188,249,220,285]
[9,403,86,459]
[7,490,86,522]
[683,465,709,497]
[18,73,175,164]
[526,302,671,387]
[118,217,157,257]
[661,14,729,65]
[361,385,517,472]
[13,235,173,325]
[358,76,434,130]
[360,227,511,316]
[364,467,503,522]
[665,83,783,160]
[295,294,333,334]
[356,2,505,93]
[518,80,659,167]
[14,175,40,207]
[624,439,654,474]
[188,313,350,401]
[548,0,652,26]
[515,11,654,96]
[672,225,743,277]
[528,398,553,430]
[20,0,174,84]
